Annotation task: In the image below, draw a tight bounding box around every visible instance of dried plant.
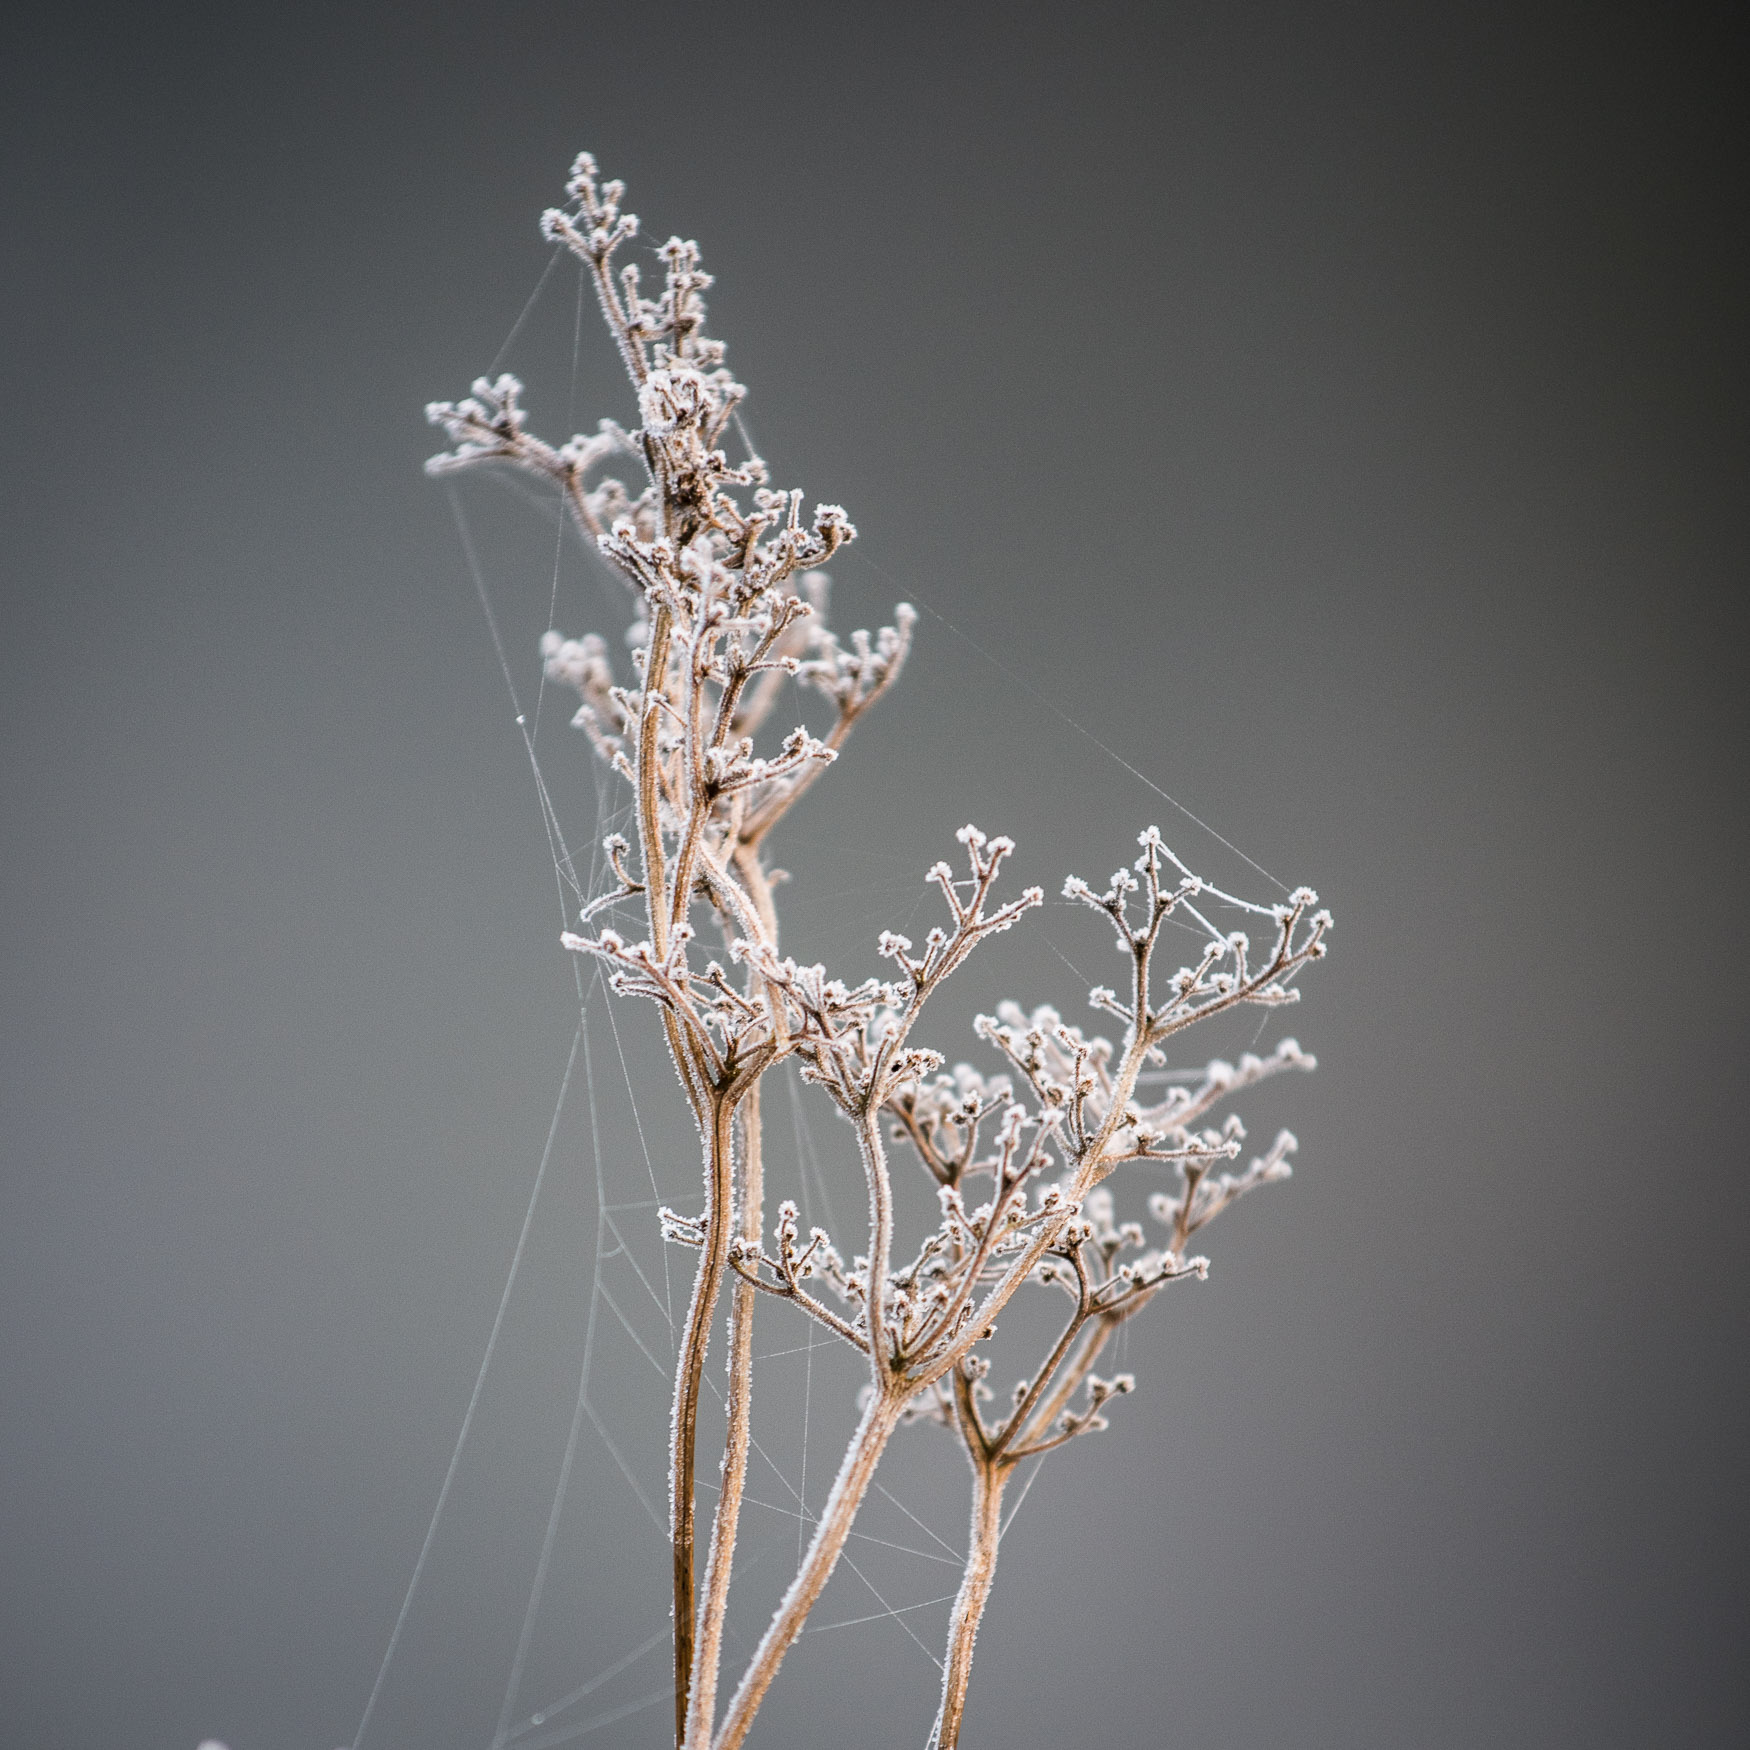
[425,151,1331,1750]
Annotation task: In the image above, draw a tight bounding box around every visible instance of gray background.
[3,3,1746,1747]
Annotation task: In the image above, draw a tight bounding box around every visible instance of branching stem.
[425,150,1331,1750]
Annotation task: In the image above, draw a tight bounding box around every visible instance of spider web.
[350,244,1298,1750]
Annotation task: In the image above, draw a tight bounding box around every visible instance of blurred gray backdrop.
[3,3,1746,1747]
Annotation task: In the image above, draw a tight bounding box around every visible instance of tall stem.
[856,1105,897,1387]
[684,1087,764,1747]
[713,1388,903,1750]
[637,609,673,957]
[930,1459,1009,1750]
[671,1095,736,1743]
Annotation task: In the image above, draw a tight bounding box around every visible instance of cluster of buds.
[716,828,1044,1119]
[427,157,915,925]
[424,371,640,544]
[720,1199,866,1352]
[885,1059,1016,1188]
[1067,828,1330,1048]
[1149,1126,1301,1252]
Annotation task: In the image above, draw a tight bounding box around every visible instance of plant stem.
[684,1087,764,1747]
[1009,1315,1117,1456]
[856,1105,897,1386]
[930,1457,1009,1750]
[713,1388,904,1750]
[671,1094,736,1742]
[678,799,783,1747]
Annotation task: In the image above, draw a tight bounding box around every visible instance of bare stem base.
[929,1459,1009,1749]
[713,1388,904,1750]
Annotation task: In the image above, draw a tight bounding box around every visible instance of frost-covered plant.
[426,152,1331,1750]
